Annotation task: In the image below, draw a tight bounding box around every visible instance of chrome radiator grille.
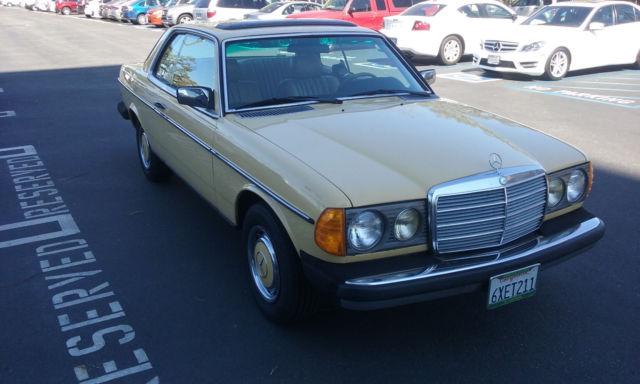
[483,40,518,53]
[431,169,547,254]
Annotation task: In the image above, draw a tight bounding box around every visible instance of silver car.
[162,0,196,26]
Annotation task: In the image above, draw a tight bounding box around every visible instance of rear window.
[194,0,209,7]
[391,0,427,9]
[403,3,445,16]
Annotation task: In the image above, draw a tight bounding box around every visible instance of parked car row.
[379,0,640,79]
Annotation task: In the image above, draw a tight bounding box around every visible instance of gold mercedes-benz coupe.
[117,19,604,322]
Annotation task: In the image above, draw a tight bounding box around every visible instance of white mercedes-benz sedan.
[473,1,640,80]
[381,0,521,65]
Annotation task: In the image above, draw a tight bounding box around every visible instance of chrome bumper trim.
[345,217,603,287]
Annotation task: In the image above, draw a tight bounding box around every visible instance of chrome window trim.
[345,217,603,287]
[220,31,431,115]
[118,79,315,224]
[427,166,546,253]
[147,28,222,117]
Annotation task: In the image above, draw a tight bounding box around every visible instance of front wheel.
[439,36,463,65]
[177,14,191,24]
[544,48,570,80]
[136,126,171,182]
[61,6,70,14]
[243,204,316,323]
[136,13,146,24]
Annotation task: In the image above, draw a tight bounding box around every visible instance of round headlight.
[394,208,420,241]
[547,178,564,207]
[348,210,383,251]
[567,170,587,203]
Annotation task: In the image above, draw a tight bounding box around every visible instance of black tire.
[136,126,171,182]
[438,35,463,65]
[544,48,570,81]
[177,13,191,24]
[243,204,316,323]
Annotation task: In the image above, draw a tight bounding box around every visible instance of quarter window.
[154,33,216,90]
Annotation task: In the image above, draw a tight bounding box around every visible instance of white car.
[244,1,321,20]
[192,0,272,22]
[474,1,640,80]
[381,0,521,65]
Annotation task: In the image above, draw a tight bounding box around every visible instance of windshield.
[322,0,347,11]
[523,6,591,26]
[224,36,429,111]
[259,1,282,12]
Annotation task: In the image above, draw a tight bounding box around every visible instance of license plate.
[488,264,539,309]
[487,54,500,65]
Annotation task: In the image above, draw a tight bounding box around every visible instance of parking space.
[506,70,640,109]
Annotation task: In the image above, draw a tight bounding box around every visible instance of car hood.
[230,98,586,207]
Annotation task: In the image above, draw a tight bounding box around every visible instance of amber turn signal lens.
[315,208,346,256]
[586,162,594,199]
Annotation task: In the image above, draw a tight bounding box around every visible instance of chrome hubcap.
[444,40,460,62]
[248,227,279,303]
[550,51,568,77]
[139,131,151,169]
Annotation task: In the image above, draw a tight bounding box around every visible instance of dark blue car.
[123,0,165,24]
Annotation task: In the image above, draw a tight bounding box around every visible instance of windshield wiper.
[349,89,432,97]
[235,96,343,110]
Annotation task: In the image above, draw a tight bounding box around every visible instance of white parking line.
[438,71,501,83]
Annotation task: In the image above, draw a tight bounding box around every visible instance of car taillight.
[412,21,430,31]
[207,10,215,18]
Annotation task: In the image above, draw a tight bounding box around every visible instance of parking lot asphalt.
[1,7,639,384]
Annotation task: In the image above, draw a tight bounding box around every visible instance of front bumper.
[473,50,549,76]
[301,208,604,310]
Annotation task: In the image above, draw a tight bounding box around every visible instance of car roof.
[545,0,636,7]
[174,19,376,41]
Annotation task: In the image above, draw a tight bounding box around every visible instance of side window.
[283,4,294,14]
[154,33,216,90]
[375,0,386,11]
[615,4,637,24]
[459,4,480,18]
[591,5,614,26]
[483,4,513,19]
[350,0,371,12]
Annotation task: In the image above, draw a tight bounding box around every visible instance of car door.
[147,31,218,201]
[612,3,640,64]
[582,4,616,68]
[344,0,377,29]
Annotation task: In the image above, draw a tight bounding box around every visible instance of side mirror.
[589,22,604,31]
[177,86,215,109]
[420,69,436,85]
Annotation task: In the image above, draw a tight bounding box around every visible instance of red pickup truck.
[287,0,415,31]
